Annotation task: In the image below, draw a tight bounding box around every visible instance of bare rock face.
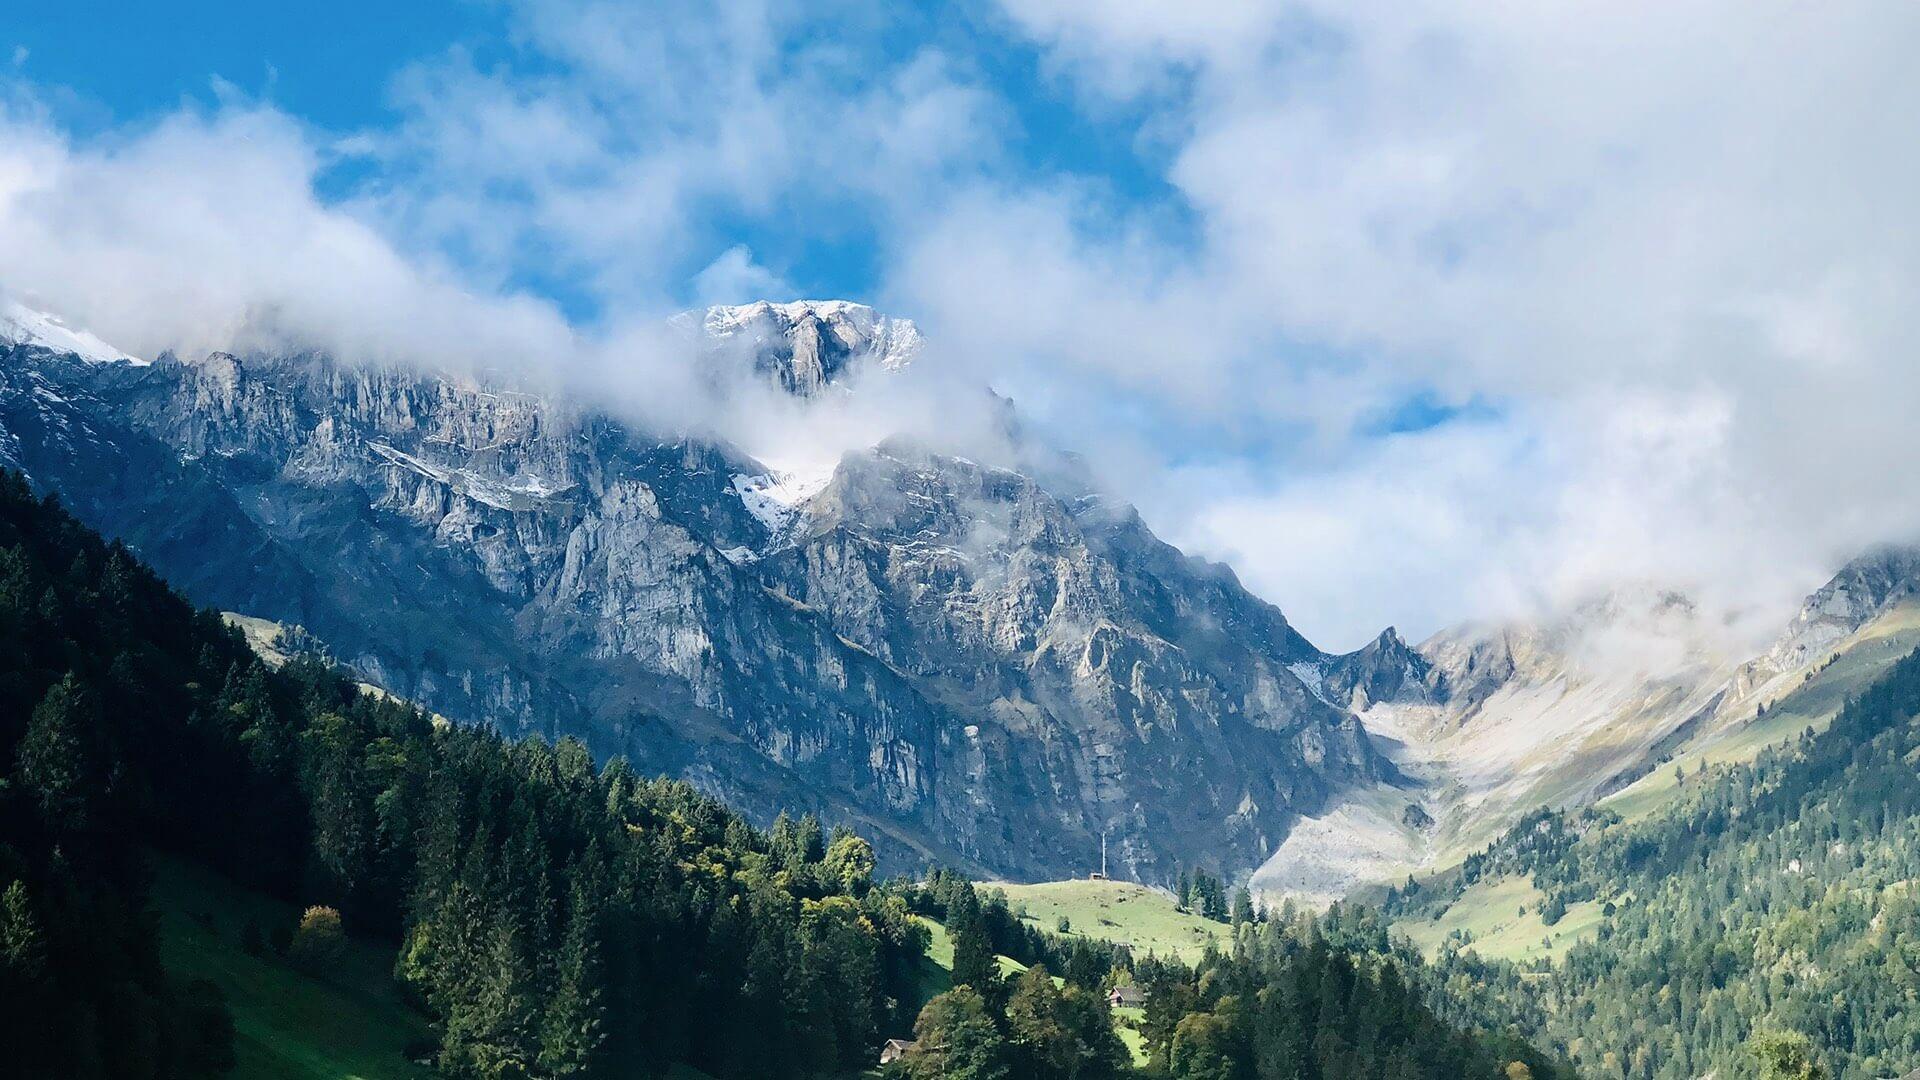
[0,302,1387,880]
[1322,627,1443,711]
[1749,546,1920,676]
[762,443,1389,877]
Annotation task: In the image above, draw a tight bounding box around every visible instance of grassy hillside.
[155,860,891,1080]
[223,612,451,725]
[983,879,1226,962]
[152,860,433,1080]
[1394,874,1605,964]
[1379,603,1920,971]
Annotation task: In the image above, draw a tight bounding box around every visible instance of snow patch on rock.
[1288,660,1335,706]
[700,300,922,373]
[731,464,835,547]
[2,299,146,365]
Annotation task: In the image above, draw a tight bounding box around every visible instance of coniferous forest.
[0,468,1568,1078]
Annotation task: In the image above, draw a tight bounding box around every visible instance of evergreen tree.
[538,883,606,1077]
[17,673,98,830]
[1230,886,1254,927]
[948,887,1000,998]
[0,878,46,982]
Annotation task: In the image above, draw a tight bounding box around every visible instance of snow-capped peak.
[701,300,921,370]
[686,300,922,395]
[1,299,147,366]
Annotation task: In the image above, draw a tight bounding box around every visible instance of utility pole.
[1100,828,1108,879]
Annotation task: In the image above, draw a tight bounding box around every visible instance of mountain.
[0,298,1387,881]
[1,297,146,366]
[1376,634,1920,1080]
[0,459,1570,1080]
[690,299,922,395]
[1256,558,1920,903]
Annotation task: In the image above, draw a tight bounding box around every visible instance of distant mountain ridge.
[1255,559,1920,902]
[687,299,923,395]
[0,297,1388,881]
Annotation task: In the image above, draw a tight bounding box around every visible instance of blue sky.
[12,1,1192,320]
[4,0,1915,647]
[12,2,503,130]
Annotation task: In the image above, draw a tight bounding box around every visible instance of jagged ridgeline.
[0,469,1566,1079]
[0,304,1388,884]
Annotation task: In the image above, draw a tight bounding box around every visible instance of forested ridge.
[1385,647,1920,1079]
[0,468,1564,1079]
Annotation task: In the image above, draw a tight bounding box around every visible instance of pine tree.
[18,673,98,830]
[539,884,607,1077]
[444,912,539,1079]
[949,886,1000,997]
[0,879,46,981]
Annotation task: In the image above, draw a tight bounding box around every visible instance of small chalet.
[1106,985,1147,1008]
[879,1039,914,1065]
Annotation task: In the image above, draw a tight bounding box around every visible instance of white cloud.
[691,246,793,308]
[5,0,1920,652]
[884,0,1920,647]
[0,101,574,373]
[370,0,1003,313]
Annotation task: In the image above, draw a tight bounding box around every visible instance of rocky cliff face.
[0,300,1388,881]
[1739,546,1920,684]
[761,442,1386,876]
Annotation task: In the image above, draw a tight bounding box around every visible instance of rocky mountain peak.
[1322,625,1441,710]
[1758,544,1920,672]
[0,308,1390,881]
[692,299,922,396]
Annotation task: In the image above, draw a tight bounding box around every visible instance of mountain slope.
[0,466,936,1078]
[1257,561,1920,903]
[0,300,1385,880]
[766,442,1385,878]
[1380,641,1920,1080]
[0,458,1573,1080]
